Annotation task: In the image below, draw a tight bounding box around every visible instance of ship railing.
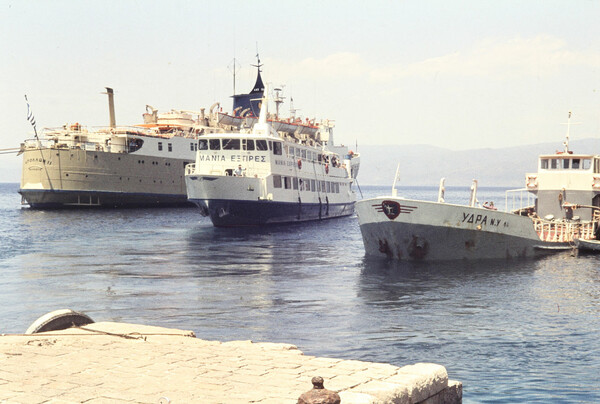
[531,217,596,242]
[505,188,535,214]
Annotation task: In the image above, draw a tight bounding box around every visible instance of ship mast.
[564,111,572,153]
[274,86,285,119]
[228,57,241,96]
[561,111,580,153]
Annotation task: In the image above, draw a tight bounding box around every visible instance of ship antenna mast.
[228,57,241,95]
[274,85,285,119]
[289,94,298,119]
[561,111,581,153]
[251,48,263,75]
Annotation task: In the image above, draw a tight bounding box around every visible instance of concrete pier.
[0,322,462,403]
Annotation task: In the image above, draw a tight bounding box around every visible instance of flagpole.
[25,95,54,190]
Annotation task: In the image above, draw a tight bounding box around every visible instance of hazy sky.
[2,1,600,181]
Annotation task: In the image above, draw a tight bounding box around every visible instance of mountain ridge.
[354,138,600,187]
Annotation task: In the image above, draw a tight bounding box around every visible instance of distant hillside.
[355,138,600,187]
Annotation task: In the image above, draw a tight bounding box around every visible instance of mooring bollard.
[297,376,341,404]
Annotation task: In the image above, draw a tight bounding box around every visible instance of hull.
[356,197,567,261]
[575,238,600,252]
[20,148,194,208]
[189,198,354,227]
[186,175,355,226]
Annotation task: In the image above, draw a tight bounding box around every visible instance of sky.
[2,0,600,182]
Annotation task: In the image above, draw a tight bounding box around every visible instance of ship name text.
[25,157,51,165]
[197,154,267,163]
[461,212,508,227]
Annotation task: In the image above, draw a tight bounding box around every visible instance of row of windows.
[540,158,593,170]
[272,175,343,193]
[157,142,173,152]
[198,138,336,163]
[199,138,271,152]
[155,142,199,152]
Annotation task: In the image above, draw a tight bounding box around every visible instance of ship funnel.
[105,87,116,128]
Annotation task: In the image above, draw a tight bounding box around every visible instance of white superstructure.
[185,85,360,226]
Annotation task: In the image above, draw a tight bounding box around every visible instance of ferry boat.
[19,88,226,208]
[185,83,360,227]
[356,113,600,260]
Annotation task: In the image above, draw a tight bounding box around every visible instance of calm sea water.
[1,182,599,403]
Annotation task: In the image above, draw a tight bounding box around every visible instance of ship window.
[326,182,331,193]
[562,159,569,169]
[209,139,221,150]
[311,179,316,191]
[190,143,194,151]
[158,142,163,151]
[168,143,172,152]
[284,177,291,189]
[540,159,548,169]
[572,159,580,169]
[223,139,240,150]
[289,147,295,157]
[242,139,255,151]
[273,142,282,155]
[273,175,282,188]
[293,177,298,190]
[198,140,208,150]
[256,140,268,151]
[551,159,558,169]
[583,159,591,170]
[301,149,307,159]
[335,183,340,193]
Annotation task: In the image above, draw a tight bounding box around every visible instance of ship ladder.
[293,153,302,221]
[312,158,323,220]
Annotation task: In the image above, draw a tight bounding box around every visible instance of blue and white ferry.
[184,85,360,227]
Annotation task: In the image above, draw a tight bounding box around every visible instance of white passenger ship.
[185,85,360,227]
[357,113,600,260]
[19,89,227,208]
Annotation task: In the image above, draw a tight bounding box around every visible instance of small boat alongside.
[185,70,360,226]
[356,113,600,260]
[575,238,600,252]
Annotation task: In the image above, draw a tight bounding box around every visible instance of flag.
[25,95,39,139]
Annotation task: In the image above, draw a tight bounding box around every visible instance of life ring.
[297,159,302,169]
[325,164,329,174]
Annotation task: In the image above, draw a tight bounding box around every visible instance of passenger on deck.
[483,201,497,210]
[234,165,244,176]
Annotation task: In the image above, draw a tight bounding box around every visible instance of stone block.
[338,390,378,404]
[350,380,410,403]
[420,380,463,404]
[385,363,448,402]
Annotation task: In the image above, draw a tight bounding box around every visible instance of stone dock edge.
[0,321,462,404]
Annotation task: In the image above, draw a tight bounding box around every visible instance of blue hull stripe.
[189,198,355,227]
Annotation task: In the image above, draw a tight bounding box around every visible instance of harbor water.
[1,182,599,403]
